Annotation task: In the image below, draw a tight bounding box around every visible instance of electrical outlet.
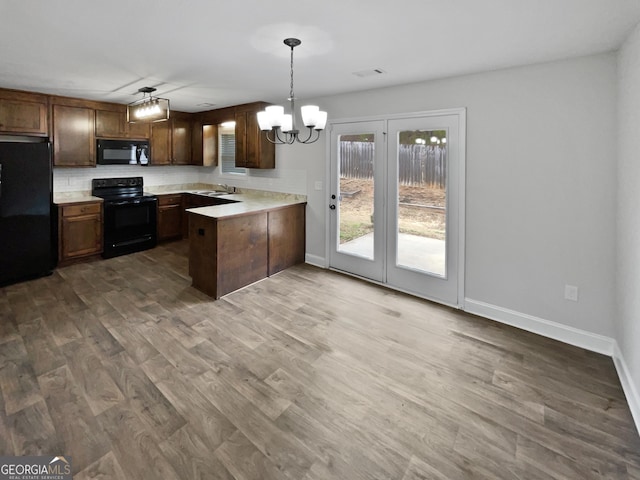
[564,284,578,302]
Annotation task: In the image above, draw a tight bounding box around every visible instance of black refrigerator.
[0,141,54,286]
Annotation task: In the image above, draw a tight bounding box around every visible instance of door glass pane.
[396,130,447,277]
[337,133,375,260]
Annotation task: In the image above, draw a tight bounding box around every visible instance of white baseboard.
[305,254,326,268]
[613,342,640,435]
[464,298,615,356]
[465,298,640,436]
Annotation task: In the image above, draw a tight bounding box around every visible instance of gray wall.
[617,22,640,424]
[284,53,617,339]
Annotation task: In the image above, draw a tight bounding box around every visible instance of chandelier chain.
[289,45,295,102]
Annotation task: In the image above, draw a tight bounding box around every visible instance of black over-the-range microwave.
[97,139,150,165]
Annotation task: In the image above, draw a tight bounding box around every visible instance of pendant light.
[257,38,327,144]
[127,87,170,123]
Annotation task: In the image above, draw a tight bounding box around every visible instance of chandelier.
[127,87,170,123]
[257,38,327,144]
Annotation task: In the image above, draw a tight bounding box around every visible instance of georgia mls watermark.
[0,456,71,480]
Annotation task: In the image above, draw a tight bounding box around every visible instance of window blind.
[220,133,245,174]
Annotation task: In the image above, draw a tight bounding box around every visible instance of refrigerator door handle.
[0,163,3,200]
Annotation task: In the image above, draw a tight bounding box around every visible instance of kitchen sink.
[192,190,228,197]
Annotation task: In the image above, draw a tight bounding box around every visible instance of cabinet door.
[172,116,192,164]
[150,121,171,165]
[235,107,274,169]
[95,109,126,138]
[234,111,247,167]
[246,111,275,169]
[202,124,218,167]
[0,97,48,135]
[127,120,150,139]
[158,204,183,240]
[60,213,102,259]
[53,105,95,167]
[191,120,203,166]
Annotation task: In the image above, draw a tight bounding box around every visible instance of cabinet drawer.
[158,194,182,206]
[61,202,101,217]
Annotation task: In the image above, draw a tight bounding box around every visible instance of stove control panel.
[91,177,145,198]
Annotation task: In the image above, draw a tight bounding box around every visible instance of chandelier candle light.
[127,87,170,123]
[257,38,327,144]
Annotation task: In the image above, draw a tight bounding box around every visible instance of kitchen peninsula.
[185,192,306,298]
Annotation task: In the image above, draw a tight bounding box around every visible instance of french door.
[328,121,386,282]
[328,110,465,307]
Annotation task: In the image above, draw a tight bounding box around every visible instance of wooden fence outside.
[339,141,447,188]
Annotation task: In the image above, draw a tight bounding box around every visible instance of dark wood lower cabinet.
[157,194,183,241]
[189,212,268,298]
[58,202,103,266]
[189,203,305,298]
[268,204,306,276]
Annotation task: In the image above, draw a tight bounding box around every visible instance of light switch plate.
[314,181,323,191]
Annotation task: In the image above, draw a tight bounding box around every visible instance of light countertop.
[53,185,306,214]
[53,192,103,205]
[185,194,306,220]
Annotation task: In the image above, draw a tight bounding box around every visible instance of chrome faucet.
[211,183,228,193]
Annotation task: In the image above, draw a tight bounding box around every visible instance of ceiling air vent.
[352,68,386,78]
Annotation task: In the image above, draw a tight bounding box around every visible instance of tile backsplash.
[54,165,215,193]
[53,163,308,195]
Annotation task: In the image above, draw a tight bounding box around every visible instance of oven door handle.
[108,199,143,206]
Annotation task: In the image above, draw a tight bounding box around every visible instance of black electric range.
[91,177,158,258]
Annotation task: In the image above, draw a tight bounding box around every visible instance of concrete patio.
[338,232,446,277]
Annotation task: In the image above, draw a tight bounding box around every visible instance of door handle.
[329,204,336,210]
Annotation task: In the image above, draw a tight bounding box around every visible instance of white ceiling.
[1,0,639,113]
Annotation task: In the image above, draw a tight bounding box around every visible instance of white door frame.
[325,108,466,309]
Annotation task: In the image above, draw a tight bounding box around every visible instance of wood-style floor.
[0,240,638,479]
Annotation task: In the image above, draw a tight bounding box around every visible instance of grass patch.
[340,221,373,243]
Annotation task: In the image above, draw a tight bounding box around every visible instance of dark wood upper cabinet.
[234,103,275,169]
[52,104,95,167]
[202,124,218,167]
[246,109,274,169]
[234,111,248,167]
[150,121,171,165]
[0,87,276,169]
[95,109,126,138]
[0,90,48,136]
[149,112,192,165]
[127,119,151,139]
[171,112,192,165]
[95,108,150,139]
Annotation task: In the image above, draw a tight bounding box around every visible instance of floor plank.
[38,365,111,472]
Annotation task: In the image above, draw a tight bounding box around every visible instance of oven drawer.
[61,202,102,217]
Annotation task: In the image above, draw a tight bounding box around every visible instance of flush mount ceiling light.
[127,87,170,123]
[257,38,327,145]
